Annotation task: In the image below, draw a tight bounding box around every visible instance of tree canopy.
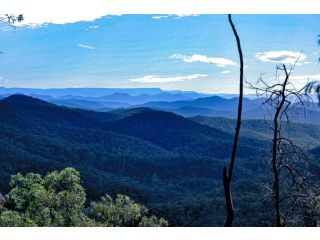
[0,168,168,227]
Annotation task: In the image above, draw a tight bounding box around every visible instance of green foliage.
[88,194,145,226]
[7,168,87,226]
[138,216,168,227]
[0,168,167,227]
[88,194,168,227]
[0,211,36,227]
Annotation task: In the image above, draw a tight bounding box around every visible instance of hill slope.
[0,95,319,226]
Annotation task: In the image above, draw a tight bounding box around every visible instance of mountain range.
[0,94,319,226]
[1,87,319,125]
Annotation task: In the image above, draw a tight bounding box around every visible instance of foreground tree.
[0,168,167,227]
[248,63,318,226]
[88,194,168,227]
[7,168,90,226]
[222,14,244,227]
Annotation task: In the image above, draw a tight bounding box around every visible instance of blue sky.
[0,14,319,93]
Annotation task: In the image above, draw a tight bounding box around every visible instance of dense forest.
[0,94,319,226]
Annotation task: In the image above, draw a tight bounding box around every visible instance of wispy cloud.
[170,54,237,68]
[1,26,14,32]
[77,43,94,50]
[270,74,320,89]
[152,14,198,20]
[129,74,207,83]
[290,74,320,81]
[0,76,9,83]
[86,25,99,30]
[152,15,169,20]
[221,70,231,74]
[255,51,307,65]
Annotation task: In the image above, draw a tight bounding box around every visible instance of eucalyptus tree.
[222,14,244,227]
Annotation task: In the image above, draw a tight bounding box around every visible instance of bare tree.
[248,63,318,226]
[222,14,244,227]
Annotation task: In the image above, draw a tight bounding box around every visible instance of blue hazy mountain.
[135,96,320,125]
[0,87,212,110]
[0,87,209,98]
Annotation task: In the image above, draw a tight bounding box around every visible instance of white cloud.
[1,2,199,26]
[175,14,199,18]
[255,51,307,65]
[1,1,123,27]
[1,26,14,32]
[152,15,169,20]
[86,25,99,30]
[129,74,208,83]
[77,43,94,49]
[271,74,320,89]
[221,70,231,74]
[290,74,320,81]
[0,76,9,83]
[152,14,198,20]
[170,54,237,67]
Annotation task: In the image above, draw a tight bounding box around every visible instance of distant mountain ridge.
[0,87,210,98]
[135,96,320,125]
[0,94,319,226]
[0,87,212,111]
[1,88,319,124]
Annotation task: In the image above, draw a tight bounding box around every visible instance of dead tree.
[222,14,244,227]
[248,63,318,226]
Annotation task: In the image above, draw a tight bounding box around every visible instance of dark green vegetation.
[0,167,167,227]
[0,94,319,226]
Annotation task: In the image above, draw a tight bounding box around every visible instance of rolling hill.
[0,94,319,226]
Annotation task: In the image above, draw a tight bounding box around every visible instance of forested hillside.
[0,95,319,226]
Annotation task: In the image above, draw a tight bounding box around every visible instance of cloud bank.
[170,54,237,67]
[255,51,307,65]
[1,1,123,27]
[1,1,198,27]
[129,74,207,83]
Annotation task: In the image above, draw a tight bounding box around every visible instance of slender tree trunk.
[222,14,244,227]
[271,64,289,227]
[271,118,281,226]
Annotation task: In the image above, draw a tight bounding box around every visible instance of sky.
[0,14,319,94]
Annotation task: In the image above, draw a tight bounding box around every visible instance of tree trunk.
[271,64,289,227]
[222,14,244,227]
[272,121,281,227]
